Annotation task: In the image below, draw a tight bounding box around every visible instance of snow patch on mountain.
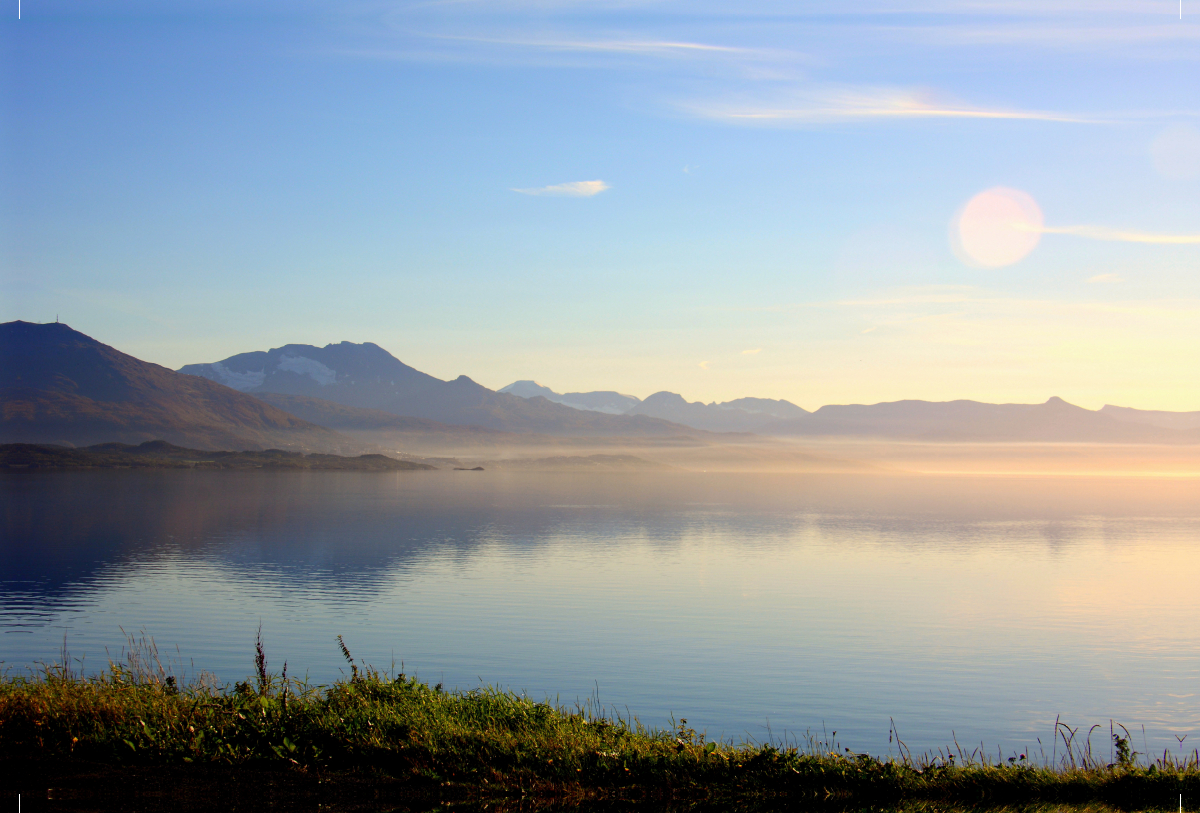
[277,355,337,386]
[194,362,266,392]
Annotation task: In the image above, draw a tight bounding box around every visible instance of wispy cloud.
[742,347,762,355]
[686,86,1093,125]
[428,34,749,56]
[1035,225,1200,245]
[341,31,777,74]
[404,0,1178,18]
[698,360,710,370]
[1088,273,1124,284]
[883,21,1200,50]
[512,180,611,196]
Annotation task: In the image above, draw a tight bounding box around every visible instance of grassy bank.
[2,638,1197,811]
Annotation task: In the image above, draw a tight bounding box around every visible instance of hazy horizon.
[13,317,1200,414]
[181,330,1193,413]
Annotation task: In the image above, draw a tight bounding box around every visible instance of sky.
[2,0,1199,410]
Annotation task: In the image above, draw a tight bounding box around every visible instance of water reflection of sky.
[2,470,1198,759]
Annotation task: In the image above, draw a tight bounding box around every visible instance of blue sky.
[2,0,1198,409]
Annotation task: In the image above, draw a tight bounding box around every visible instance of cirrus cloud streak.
[513,180,611,196]
[1035,224,1200,245]
[685,87,1094,125]
[425,33,751,56]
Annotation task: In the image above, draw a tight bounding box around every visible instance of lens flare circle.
[952,187,1043,268]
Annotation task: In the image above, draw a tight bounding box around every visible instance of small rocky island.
[0,440,436,471]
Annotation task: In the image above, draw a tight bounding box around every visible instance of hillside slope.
[390,376,696,436]
[0,322,346,451]
[182,344,699,436]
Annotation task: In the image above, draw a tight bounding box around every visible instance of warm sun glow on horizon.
[952,187,1044,268]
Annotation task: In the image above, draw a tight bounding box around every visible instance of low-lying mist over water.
[3,468,1198,760]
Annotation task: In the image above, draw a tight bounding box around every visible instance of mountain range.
[499,381,810,433]
[181,346,693,437]
[498,381,641,415]
[498,380,1195,443]
[627,391,809,433]
[4,321,1198,452]
[777,396,1189,442]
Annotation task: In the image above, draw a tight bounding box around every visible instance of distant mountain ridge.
[627,391,810,433]
[498,378,1197,443]
[499,382,810,433]
[773,396,1185,442]
[0,321,344,451]
[1099,404,1200,431]
[498,381,809,432]
[182,346,699,437]
[354,374,695,436]
[630,393,1194,442]
[498,381,640,415]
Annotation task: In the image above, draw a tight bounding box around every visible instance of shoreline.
[3,645,1197,813]
[0,441,435,471]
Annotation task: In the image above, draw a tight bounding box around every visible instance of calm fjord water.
[2,469,1198,758]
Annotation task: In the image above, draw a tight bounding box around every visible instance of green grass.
[2,634,1198,810]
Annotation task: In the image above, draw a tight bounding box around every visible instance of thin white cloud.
[1036,224,1200,245]
[407,0,1171,15]
[403,31,760,59]
[464,35,746,55]
[1088,273,1124,284]
[742,348,762,355]
[883,21,1200,49]
[512,180,610,196]
[686,87,1093,125]
[343,1,1200,132]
